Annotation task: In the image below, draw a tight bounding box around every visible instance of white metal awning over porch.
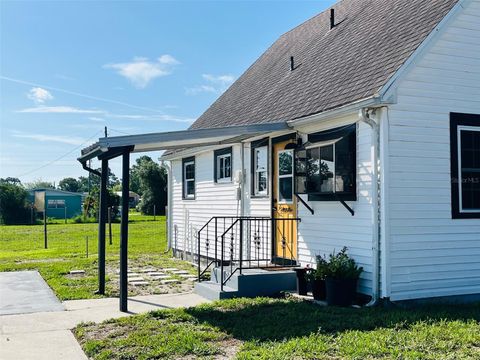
[78,122,289,163]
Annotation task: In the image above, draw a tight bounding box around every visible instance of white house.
[80,0,480,305]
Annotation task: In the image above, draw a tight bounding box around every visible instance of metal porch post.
[97,159,108,294]
[120,150,130,312]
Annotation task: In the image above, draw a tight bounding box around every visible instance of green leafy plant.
[325,246,363,280]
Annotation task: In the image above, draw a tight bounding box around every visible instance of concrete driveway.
[0,271,65,315]
[0,288,208,360]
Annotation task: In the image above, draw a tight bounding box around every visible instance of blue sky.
[0,0,335,184]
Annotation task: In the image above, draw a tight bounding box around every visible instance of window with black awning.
[295,124,357,202]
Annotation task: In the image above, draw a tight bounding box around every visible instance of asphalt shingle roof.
[190,0,458,130]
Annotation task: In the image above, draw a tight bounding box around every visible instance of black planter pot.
[311,279,326,301]
[294,268,308,295]
[325,278,357,307]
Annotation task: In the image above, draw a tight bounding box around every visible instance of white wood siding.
[387,0,480,301]
[170,145,242,259]
[295,115,375,295]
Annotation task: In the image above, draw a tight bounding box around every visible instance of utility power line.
[0,75,164,114]
[15,130,103,178]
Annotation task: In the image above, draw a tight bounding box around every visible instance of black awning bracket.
[337,196,355,216]
[295,193,314,215]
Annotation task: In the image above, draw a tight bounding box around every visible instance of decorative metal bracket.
[338,198,355,216]
[295,193,314,215]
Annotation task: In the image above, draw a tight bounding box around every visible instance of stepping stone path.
[147,272,165,276]
[171,270,190,275]
[161,279,180,285]
[69,270,85,275]
[130,281,149,287]
[128,277,144,282]
[139,268,157,273]
[150,275,171,280]
[163,268,178,271]
[179,274,197,280]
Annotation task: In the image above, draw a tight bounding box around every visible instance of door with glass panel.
[272,139,297,263]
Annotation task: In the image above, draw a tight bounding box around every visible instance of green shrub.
[325,246,363,280]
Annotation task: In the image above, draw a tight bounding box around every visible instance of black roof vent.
[290,56,295,71]
[330,8,335,29]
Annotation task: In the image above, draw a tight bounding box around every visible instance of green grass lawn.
[0,213,196,300]
[75,296,480,359]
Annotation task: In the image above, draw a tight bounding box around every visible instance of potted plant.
[293,266,310,296]
[324,247,363,307]
[308,254,327,301]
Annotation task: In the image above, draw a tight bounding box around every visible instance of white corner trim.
[379,0,470,101]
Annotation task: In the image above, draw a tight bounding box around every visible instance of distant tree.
[130,156,153,196]
[135,158,167,215]
[77,168,119,193]
[83,186,120,219]
[0,177,22,186]
[58,177,80,193]
[24,179,55,190]
[0,182,30,224]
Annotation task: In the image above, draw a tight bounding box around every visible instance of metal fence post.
[239,219,243,275]
[44,211,47,249]
[197,231,201,281]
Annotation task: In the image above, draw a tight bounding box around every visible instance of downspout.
[81,161,101,177]
[164,161,173,252]
[359,108,380,306]
[240,142,246,217]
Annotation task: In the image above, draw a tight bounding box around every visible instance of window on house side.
[450,113,480,219]
[457,127,480,213]
[215,152,232,183]
[254,146,268,196]
[295,125,356,201]
[183,159,195,199]
[47,199,65,208]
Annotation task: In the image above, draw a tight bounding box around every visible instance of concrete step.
[195,267,297,300]
[194,281,238,301]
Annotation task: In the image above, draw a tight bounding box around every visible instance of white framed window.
[277,149,294,203]
[295,124,356,201]
[254,146,268,196]
[450,112,480,219]
[214,148,232,183]
[457,126,480,214]
[182,157,195,200]
[47,199,65,208]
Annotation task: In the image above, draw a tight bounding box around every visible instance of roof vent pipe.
[330,8,335,29]
[290,56,295,71]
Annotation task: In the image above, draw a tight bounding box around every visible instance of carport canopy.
[77,121,289,312]
[78,122,289,163]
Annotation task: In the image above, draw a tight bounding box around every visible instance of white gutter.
[240,142,246,217]
[359,108,380,306]
[164,161,174,251]
[288,96,383,127]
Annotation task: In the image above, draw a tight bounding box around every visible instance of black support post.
[120,150,130,312]
[97,159,108,295]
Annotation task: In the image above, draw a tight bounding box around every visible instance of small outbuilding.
[28,188,83,219]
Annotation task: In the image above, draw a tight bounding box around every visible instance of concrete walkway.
[0,271,65,315]
[0,292,208,360]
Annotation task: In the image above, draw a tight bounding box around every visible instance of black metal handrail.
[197,216,301,291]
[197,216,270,280]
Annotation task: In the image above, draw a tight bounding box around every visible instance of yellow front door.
[273,139,297,262]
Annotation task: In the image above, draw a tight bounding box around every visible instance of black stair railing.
[197,216,301,289]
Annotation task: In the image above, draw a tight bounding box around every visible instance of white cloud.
[202,74,235,85]
[17,106,103,114]
[89,117,105,122]
[107,113,195,123]
[11,131,86,145]
[104,55,179,88]
[186,73,235,95]
[27,87,53,104]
